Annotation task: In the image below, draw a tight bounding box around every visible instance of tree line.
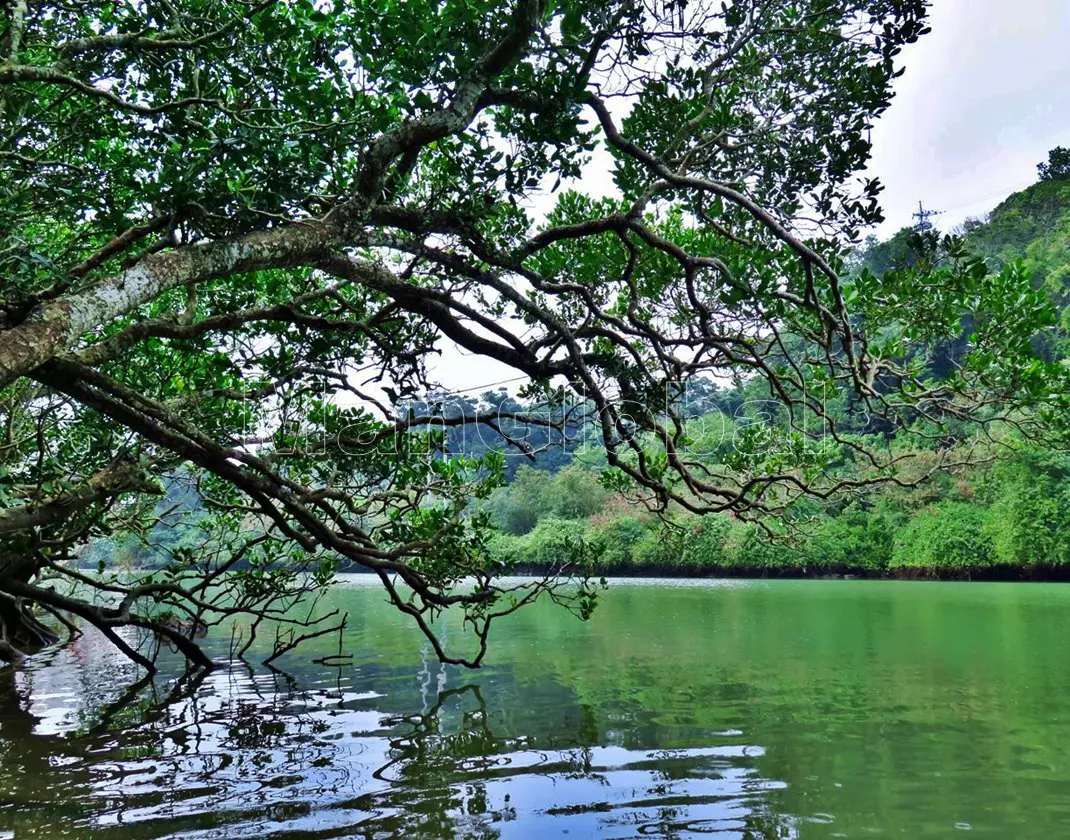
[485,156,1070,578]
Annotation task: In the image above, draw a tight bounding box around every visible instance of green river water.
[2,577,1069,838]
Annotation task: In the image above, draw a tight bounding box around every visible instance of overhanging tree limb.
[2,0,1062,674]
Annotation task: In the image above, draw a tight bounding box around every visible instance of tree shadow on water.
[0,663,795,839]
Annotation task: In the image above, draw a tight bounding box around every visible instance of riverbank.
[508,562,1070,582]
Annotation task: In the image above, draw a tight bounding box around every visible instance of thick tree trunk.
[0,221,334,389]
[0,598,60,662]
[0,558,59,663]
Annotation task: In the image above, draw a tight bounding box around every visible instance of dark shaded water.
[2,577,1070,838]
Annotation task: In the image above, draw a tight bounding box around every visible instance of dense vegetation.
[2,1,1066,671]
[482,162,1070,579]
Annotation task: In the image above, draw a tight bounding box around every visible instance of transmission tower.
[912,200,942,232]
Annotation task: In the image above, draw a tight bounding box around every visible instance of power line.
[938,181,1033,214]
[428,374,532,396]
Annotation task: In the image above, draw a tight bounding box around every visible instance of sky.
[868,0,1070,237]
[430,0,1070,395]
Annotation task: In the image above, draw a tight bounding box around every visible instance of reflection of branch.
[374,684,490,784]
[3,578,213,673]
[0,664,38,736]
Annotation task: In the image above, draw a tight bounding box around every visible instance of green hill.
[967,178,1070,328]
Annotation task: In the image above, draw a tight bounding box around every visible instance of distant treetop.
[1038,147,1070,182]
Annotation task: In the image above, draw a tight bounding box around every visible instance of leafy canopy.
[0,0,1064,670]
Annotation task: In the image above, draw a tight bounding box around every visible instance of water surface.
[2,577,1069,838]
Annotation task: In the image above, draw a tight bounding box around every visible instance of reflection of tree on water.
[0,659,795,839]
[0,664,211,836]
[362,683,796,839]
[0,660,376,838]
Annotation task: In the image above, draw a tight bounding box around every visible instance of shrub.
[484,465,553,535]
[726,523,803,571]
[891,502,996,571]
[631,528,683,569]
[545,465,610,520]
[807,507,895,571]
[497,518,603,569]
[598,516,649,570]
[987,449,1070,567]
[680,516,733,568]
[486,532,525,568]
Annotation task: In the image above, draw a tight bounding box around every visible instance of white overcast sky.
[869,0,1070,237]
[430,0,1070,394]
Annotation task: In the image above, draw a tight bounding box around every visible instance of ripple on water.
[0,628,793,839]
[22,578,1070,837]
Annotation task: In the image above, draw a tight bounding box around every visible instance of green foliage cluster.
[1038,147,1070,183]
[485,465,610,535]
[967,178,1070,271]
[891,503,997,572]
[987,449,1070,566]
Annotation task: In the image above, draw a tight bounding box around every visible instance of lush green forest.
[479,155,1070,579]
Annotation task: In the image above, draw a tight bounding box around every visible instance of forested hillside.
[484,151,1070,579]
